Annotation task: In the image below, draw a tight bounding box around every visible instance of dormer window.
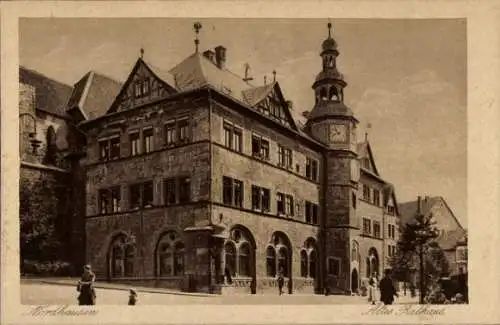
[134,78,150,98]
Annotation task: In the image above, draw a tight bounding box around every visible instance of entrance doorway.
[351,269,359,293]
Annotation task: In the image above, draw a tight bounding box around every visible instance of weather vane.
[327,20,333,38]
[272,70,277,83]
[194,22,202,53]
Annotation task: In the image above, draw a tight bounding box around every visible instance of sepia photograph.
[17,17,469,307]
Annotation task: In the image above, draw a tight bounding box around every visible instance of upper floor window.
[164,117,191,146]
[362,184,370,201]
[99,135,121,161]
[362,158,370,169]
[388,224,396,239]
[456,246,468,263]
[45,126,57,165]
[362,218,371,235]
[129,131,140,156]
[163,177,191,205]
[143,128,154,153]
[387,205,395,216]
[306,158,318,181]
[251,185,270,212]
[373,221,381,238]
[352,193,357,209]
[278,145,292,169]
[134,78,150,98]
[99,186,121,214]
[129,181,154,210]
[251,135,270,160]
[222,176,244,207]
[223,122,243,152]
[373,189,380,206]
[305,201,318,225]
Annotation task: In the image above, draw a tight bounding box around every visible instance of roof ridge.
[20,65,73,89]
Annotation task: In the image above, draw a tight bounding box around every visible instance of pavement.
[21,278,419,305]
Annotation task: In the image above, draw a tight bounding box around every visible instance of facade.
[399,196,468,276]
[19,24,402,294]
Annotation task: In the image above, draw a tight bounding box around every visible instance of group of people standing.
[367,268,399,305]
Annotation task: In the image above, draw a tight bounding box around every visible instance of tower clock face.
[329,124,347,143]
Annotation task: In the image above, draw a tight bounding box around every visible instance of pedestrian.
[77,264,96,305]
[379,268,398,305]
[368,272,378,305]
[128,288,138,305]
[277,267,285,296]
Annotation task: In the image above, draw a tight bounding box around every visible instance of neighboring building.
[20,23,402,294]
[399,196,467,276]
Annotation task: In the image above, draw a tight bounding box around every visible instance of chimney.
[214,45,227,69]
[203,50,215,63]
[417,196,421,214]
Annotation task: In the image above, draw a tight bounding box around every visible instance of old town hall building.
[19,23,401,295]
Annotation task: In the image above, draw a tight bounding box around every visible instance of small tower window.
[320,88,328,101]
[328,56,334,68]
[329,87,339,101]
[45,126,57,165]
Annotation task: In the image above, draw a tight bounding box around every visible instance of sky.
[19,18,467,226]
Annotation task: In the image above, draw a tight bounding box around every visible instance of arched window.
[174,242,185,276]
[309,250,317,279]
[278,247,289,277]
[45,126,57,165]
[266,246,276,277]
[225,242,236,276]
[109,235,135,278]
[300,250,308,277]
[156,231,184,277]
[238,243,251,277]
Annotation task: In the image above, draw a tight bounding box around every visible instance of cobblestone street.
[21,280,418,305]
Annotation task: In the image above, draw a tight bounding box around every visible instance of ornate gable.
[358,141,379,176]
[251,82,298,131]
[107,58,177,114]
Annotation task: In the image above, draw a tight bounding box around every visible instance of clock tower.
[305,23,360,294]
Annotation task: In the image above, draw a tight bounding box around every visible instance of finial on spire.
[365,122,372,142]
[243,63,253,82]
[193,21,202,53]
[327,21,332,38]
[264,75,267,85]
[272,70,276,82]
[140,48,144,59]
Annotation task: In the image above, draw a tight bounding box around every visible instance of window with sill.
[178,118,189,142]
[373,221,381,238]
[285,195,294,216]
[223,176,244,207]
[223,122,243,152]
[164,177,191,205]
[252,185,270,212]
[387,205,395,215]
[143,128,154,153]
[129,132,140,156]
[373,189,380,206]
[99,186,122,214]
[134,78,150,98]
[251,135,270,160]
[362,218,371,235]
[278,145,292,169]
[99,135,121,161]
[362,184,370,201]
[305,201,318,225]
[306,158,318,181]
[129,181,154,209]
[164,117,191,146]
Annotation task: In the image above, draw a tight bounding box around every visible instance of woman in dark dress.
[77,265,96,305]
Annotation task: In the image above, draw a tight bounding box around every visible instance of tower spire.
[193,22,202,53]
[328,21,332,38]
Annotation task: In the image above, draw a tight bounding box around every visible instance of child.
[128,288,137,305]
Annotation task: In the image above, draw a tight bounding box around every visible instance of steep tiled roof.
[68,71,122,120]
[437,228,467,250]
[307,101,354,121]
[399,196,441,225]
[19,66,72,117]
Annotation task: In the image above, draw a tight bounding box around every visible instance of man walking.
[379,268,398,305]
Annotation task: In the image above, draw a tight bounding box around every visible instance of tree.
[390,211,441,304]
[20,175,63,268]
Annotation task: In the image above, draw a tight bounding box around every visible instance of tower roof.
[306,100,355,121]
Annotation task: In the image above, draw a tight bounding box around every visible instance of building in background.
[399,196,468,277]
[19,23,403,294]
